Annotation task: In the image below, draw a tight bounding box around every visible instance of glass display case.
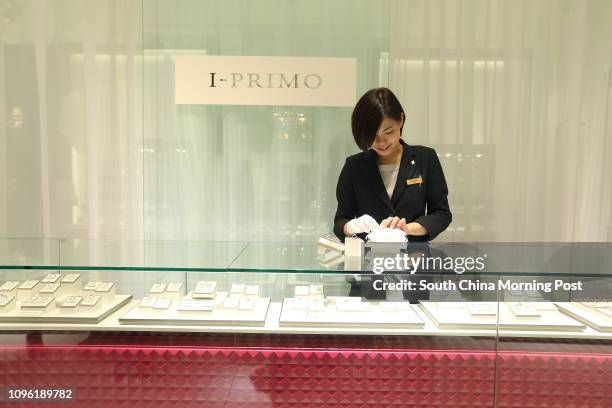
[0,239,610,407]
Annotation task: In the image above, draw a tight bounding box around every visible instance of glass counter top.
[0,238,610,277]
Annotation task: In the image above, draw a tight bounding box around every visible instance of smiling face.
[370,114,404,158]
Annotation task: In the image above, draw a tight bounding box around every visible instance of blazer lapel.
[361,150,394,212]
[391,140,417,204]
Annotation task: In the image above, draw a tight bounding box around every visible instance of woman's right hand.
[344,214,379,235]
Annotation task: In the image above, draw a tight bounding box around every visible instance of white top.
[378,163,400,199]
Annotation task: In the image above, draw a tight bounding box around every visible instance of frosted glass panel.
[142,0,391,241]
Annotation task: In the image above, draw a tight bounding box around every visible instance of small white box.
[61,274,81,284]
[60,296,83,308]
[309,285,323,296]
[139,296,157,308]
[41,273,61,283]
[165,282,184,301]
[308,299,325,312]
[509,302,540,317]
[95,282,116,301]
[18,280,39,290]
[153,297,171,310]
[230,283,245,298]
[59,296,83,313]
[21,295,54,310]
[238,298,255,310]
[149,283,167,294]
[0,281,20,297]
[468,303,497,316]
[166,282,183,293]
[38,283,61,295]
[17,280,39,301]
[193,281,217,298]
[223,297,239,309]
[82,281,100,292]
[244,285,260,297]
[81,295,102,309]
[179,298,214,312]
[0,294,16,312]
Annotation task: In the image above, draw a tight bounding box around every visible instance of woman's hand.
[380,217,428,236]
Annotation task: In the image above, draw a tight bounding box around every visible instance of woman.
[334,87,452,242]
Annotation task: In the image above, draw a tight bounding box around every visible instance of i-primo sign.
[209,72,323,89]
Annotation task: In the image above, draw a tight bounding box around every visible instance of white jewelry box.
[80,294,102,310]
[149,283,167,294]
[238,298,255,311]
[0,294,16,312]
[223,297,239,309]
[139,296,157,308]
[178,298,214,312]
[193,281,217,299]
[230,283,245,298]
[21,295,54,311]
[41,273,61,284]
[59,296,83,313]
[165,282,184,301]
[17,280,40,301]
[153,297,172,310]
[61,273,81,293]
[244,285,260,297]
[0,281,20,296]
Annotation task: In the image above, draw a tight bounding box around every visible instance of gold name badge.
[406,176,423,186]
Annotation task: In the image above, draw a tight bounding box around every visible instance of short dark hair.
[351,87,405,151]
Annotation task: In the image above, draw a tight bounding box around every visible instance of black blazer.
[334,139,451,242]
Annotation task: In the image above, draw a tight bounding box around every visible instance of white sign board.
[175,55,356,107]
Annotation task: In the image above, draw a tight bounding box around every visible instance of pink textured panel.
[496,351,612,408]
[0,344,496,407]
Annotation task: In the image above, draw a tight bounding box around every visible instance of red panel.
[496,351,612,408]
[0,344,495,408]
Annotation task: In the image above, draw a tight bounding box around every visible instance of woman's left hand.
[381,217,428,236]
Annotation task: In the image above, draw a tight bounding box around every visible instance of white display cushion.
[280,298,424,328]
[60,296,83,308]
[41,274,61,283]
[420,301,585,331]
[166,282,183,293]
[555,302,612,332]
[230,283,245,294]
[244,285,260,296]
[139,296,157,308]
[223,297,239,309]
[179,298,214,312]
[119,297,270,326]
[193,281,217,298]
[83,281,100,291]
[21,296,54,309]
[0,281,20,291]
[18,280,39,290]
[95,282,115,293]
[467,302,497,316]
[61,274,81,284]
[0,294,131,323]
[38,283,61,294]
[0,294,16,307]
[149,283,167,294]
[154,297,172,310]
[508,302,540,317]
[238,298,255,311]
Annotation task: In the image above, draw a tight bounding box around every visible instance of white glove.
[344,214,381,235]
